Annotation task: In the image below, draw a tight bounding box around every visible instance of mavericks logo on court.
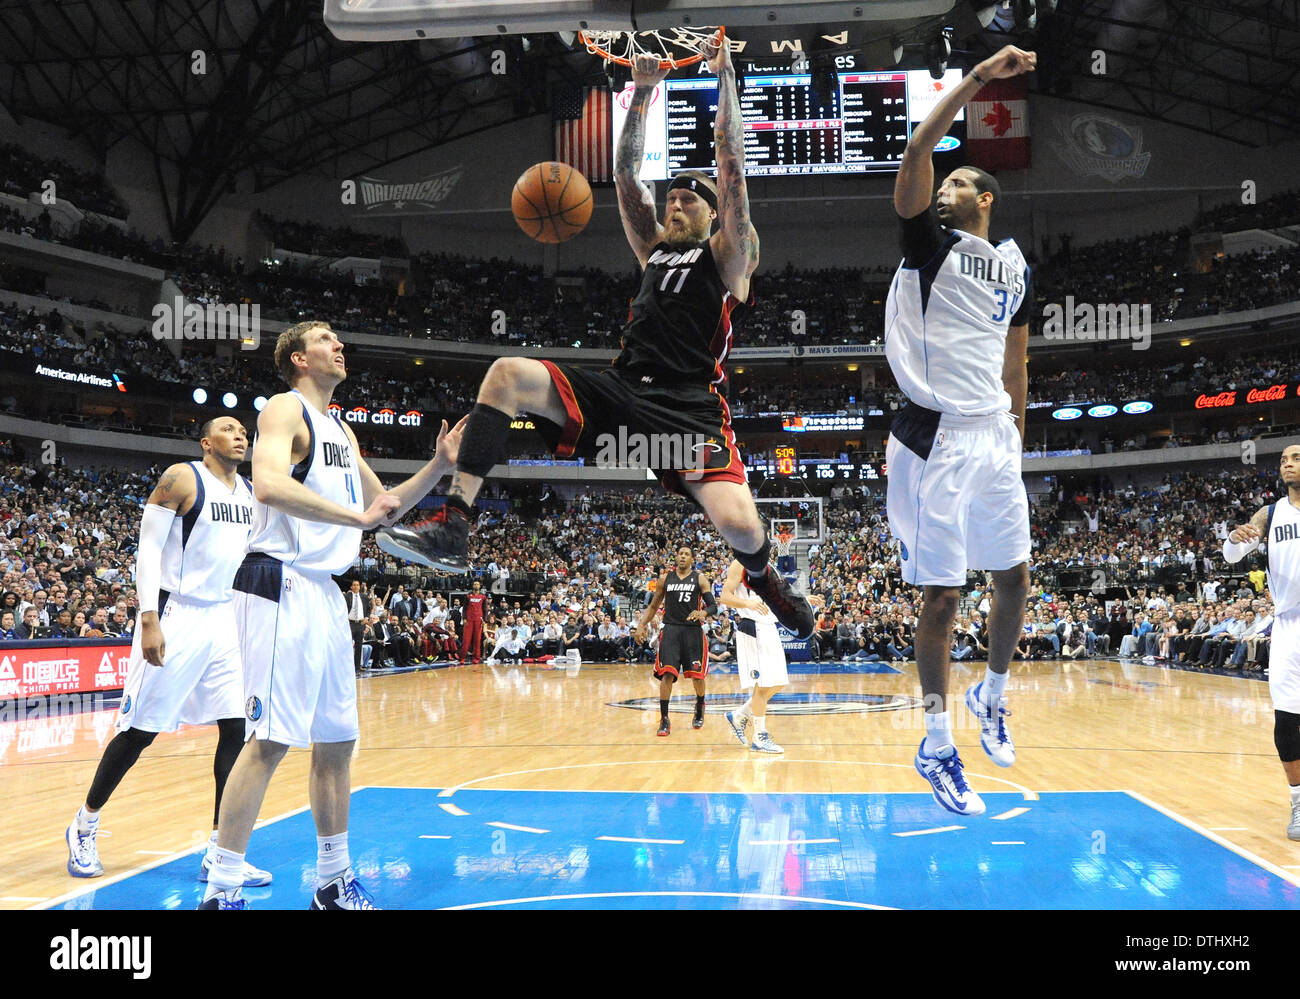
[246,696,263,722]
[611,692,923,716]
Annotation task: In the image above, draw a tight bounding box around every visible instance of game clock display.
[774,445,798,476]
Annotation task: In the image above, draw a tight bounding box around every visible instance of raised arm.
[342,414,466,524]
[706,40,758,298]
[615,55,669,266]
[894,45,1036,218]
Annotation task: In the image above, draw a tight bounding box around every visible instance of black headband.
[667,175,718,212]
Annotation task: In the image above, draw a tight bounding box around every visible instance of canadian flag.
[967,76,1030,170]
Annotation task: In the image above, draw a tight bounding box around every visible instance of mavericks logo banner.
[357,166,464,214]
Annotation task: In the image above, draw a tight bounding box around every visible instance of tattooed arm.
[615,54,669,267]
[706,39,758,300]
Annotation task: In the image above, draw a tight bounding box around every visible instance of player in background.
[375,41,814,645]
[886,45,1037,815]
[66,419,272,886]
[199,322,465,909]
[719,558,824,753]
[1225,444,1300,839]
[461,579,486,664]
[635,546,718,736]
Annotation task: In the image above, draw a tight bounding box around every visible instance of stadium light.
[222,392,238,409]
[254,396,268,412]
[192,388,208,404]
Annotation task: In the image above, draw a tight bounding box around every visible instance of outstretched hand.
[631,52,670,89]
[703,31,731,75]
[434,414,469,470]
[975,45,1036,80]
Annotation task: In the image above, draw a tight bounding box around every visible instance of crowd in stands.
[0,438,1283,677]
[254,211,407,260]
[0,143,129,218]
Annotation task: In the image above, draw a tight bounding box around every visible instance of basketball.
[511,161,592,243]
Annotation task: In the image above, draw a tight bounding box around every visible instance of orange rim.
[578,26,725,70]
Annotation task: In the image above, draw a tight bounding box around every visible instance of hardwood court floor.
[2,657,1295,909]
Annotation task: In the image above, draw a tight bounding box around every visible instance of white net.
[579,26,723,67]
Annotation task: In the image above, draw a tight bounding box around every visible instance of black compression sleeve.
[898,207,947,269]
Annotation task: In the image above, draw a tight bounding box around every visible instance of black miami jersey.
[614,239,748,387]
[661,569,705,627]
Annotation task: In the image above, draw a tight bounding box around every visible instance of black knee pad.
[733,537,771,575]
[1275,710,1300,763]
[458,403,513,478]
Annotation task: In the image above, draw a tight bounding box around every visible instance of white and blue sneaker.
[914,741,985,816]
[66,822,103,878]
[750,731,783,754]
[199,853,273,888]
[965,682,1016,768]
[725,710,749,747]
[310,873,380,910]
[197,890,247,910]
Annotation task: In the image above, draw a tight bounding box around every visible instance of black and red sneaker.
[657,717,671,737]
[692,700,706,729]
[377,505,470,571]
[744,566,816,639]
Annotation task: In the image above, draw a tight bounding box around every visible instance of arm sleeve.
[1223,537,1258,563]
[700,582,718,616]
[1010,264,1034,327]
[897,208,947,269]
[135,503,175,614]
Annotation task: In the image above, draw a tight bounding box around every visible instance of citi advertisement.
[0,639,131,700]
[327,403,424,430]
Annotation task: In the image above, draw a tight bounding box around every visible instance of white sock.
[76,806,99,834]
[204,848,245,900]
[982,668,1009,706]
[737,698,753,720]
[205,830,219,861]
[922,711,954,755]
[753,714,767,734]
[1291,785,1300,804]
[317,833,350,884]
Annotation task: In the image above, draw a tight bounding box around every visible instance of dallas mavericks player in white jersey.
[201,321,466,910]
[1225,444,1300,839]
[66,418,272,888]
[884,44,1037,816]
[720,558,824,753]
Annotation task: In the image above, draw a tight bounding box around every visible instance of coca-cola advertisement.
[1193,383,1297,410]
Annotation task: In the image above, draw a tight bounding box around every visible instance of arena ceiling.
[0,0,1296,241]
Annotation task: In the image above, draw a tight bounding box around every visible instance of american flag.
[554,85,612,183]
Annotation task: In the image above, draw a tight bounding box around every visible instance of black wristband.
[971,69,986,86]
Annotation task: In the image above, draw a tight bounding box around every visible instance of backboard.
[324,0,955,44]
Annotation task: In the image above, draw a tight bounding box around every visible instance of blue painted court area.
[56,787,1299,910]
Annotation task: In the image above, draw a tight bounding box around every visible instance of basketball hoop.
[774,525,795,562]
[578,26,725,70]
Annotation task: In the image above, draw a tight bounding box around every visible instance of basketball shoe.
[725,709,749,746]
[1289,799,1300,841]
[914,741,985,816]
[65,822,103,878]
[657,717,671,737]
[197,891,247,910]
[199,853,274,888]
[751,731,783,754]
[692,700,706,729]
[310,873,380,910]
[743,566,815,639]
[965,682,1016,767]
[376,505,470,572]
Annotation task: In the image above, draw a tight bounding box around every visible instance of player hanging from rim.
[635,546,717,736]
[885,45,1037,816]
[375,40,814,644]
[1225,444,1300,840]
[66,418,272,888]
[198,322,466,910]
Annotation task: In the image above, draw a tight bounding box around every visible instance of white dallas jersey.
[247,390,363,575]
[157,461,254,605]
[735,580,779,634]
[1267,499,1300,615]
[884,225,1030,416]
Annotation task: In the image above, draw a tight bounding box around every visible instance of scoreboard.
[613,68,965,180]
[750,452,887,481]
[774,444,798,476]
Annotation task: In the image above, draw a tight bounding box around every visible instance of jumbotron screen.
[612,67,966,180]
